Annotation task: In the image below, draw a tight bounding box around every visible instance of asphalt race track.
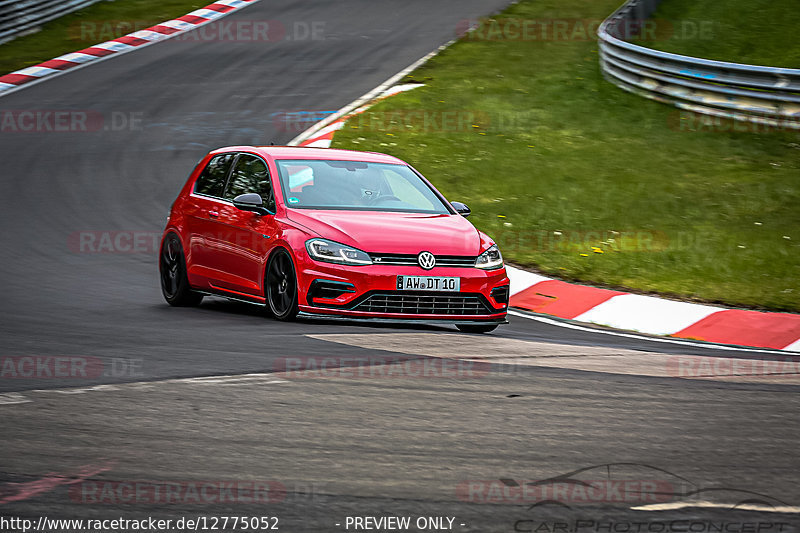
[0,1,798,531]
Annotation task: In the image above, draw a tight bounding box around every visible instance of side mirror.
[233,193,271,215]
[451,201,471,217]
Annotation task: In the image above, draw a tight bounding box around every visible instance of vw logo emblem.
[418,251,436,270]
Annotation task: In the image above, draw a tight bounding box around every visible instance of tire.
[159,233,203,307]
[456,324,498,334]
[265,248,299,321]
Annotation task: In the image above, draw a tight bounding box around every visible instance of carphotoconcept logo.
[461,463,795,519]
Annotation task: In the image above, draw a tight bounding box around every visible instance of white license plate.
[397,276,460,292]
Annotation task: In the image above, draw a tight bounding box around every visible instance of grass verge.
[0,0,205,76]
[331,0,800,312]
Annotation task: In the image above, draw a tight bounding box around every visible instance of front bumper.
[295,260,509,322]
[297,311,508,326]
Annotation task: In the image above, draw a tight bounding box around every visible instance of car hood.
[287,209,483,256]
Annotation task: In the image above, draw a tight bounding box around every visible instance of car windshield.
[275,159,452,214]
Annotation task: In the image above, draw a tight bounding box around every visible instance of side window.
[224,154,275,212]
[194,153,235,197]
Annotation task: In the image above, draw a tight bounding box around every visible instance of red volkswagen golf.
[159,146,508,332]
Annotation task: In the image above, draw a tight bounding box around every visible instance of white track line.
[0,392,32,405]
[0,373,288,406]
[633,501,800,513]
[289,39,457,146]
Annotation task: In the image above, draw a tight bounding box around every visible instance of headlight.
[475,244,503,270]
[305,239,372,266]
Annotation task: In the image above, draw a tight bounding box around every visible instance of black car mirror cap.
[451,201,471,217]
[233,193,271,215]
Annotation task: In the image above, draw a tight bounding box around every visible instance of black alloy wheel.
[266,249,299,321]
[159,233,203,307]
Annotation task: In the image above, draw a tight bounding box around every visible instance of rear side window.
[224,154,275,212]
[194,153,235,197]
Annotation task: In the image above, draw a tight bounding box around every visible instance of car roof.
[210,146,407,165]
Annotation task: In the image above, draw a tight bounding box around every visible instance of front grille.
[352,293,492,315]
[371,253,476,268]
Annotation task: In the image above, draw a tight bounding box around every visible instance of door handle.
[208,210,219,218]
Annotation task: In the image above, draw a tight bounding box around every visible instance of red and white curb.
[289,75,800,353]
[508,266,800,352]
[294,83,424,148]
[0,0,259,96]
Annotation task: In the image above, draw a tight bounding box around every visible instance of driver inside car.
[352,167,387,205]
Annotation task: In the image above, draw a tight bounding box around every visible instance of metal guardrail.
[598,0,800,129]
[0,0,104,45]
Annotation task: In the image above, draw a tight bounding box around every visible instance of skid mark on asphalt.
[0,462,115,504]
[307,333,800,384]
